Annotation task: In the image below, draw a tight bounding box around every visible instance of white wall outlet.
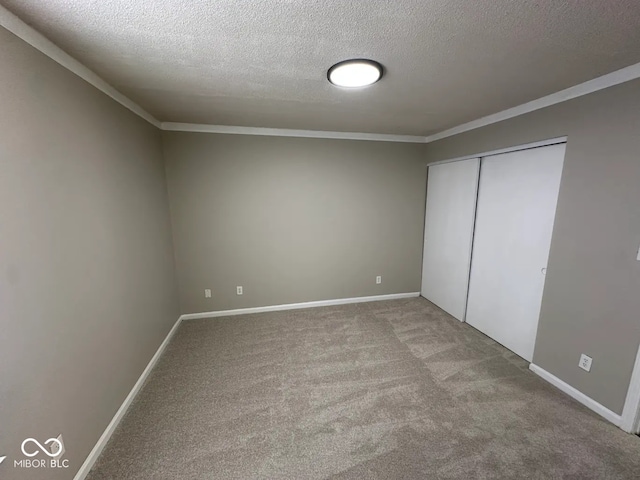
[204,289,212,298]
[376,276,382,284]
[49,434,65,459]
[579,354,592,372]
[236,286,243,295]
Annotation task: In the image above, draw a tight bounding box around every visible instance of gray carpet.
[87,297,640,479]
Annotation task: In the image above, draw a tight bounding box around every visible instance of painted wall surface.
[163,132,427,314]
[0,27,179,479]
[424,78,640,415]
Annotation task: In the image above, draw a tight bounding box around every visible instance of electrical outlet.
[579,354,592,372]
[236,286,243,295]
[376,276,382,284]
[204,289,212,298]
[48,435,65,459]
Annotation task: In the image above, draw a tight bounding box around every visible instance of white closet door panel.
[466,144,565,361]
[421,158,479,321]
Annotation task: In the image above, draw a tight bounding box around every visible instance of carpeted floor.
[87,297,640,479]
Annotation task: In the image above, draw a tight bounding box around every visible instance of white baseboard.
[73,316,183,480]
[529,363,622,427]
[180,292,421,321]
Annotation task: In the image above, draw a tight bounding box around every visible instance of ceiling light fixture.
[327,59,383,88]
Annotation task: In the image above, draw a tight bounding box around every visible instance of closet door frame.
[428,137,567,168]
[424,136,567,325]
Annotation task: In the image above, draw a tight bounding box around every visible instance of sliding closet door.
[466,144,565,361]
[421,158,479,321]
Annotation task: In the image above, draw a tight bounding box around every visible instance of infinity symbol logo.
[21,438,62,458]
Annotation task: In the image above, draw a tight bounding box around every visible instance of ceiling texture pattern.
[3,0,640,136]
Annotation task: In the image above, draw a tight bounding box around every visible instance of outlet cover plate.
[579,354,592,372]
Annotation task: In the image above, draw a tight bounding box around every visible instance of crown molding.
[164,57,640,143]
[0,5,160,128]
[161,122,427,143]
[424,62,640,143]
[3,2,640,143]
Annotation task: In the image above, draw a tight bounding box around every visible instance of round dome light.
[327,59,383,88]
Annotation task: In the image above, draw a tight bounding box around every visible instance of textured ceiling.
[3,0,640,136]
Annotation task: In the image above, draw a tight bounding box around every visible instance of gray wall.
[163,132,427,314]
[0,27,179,480]
[425,79,640,415]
